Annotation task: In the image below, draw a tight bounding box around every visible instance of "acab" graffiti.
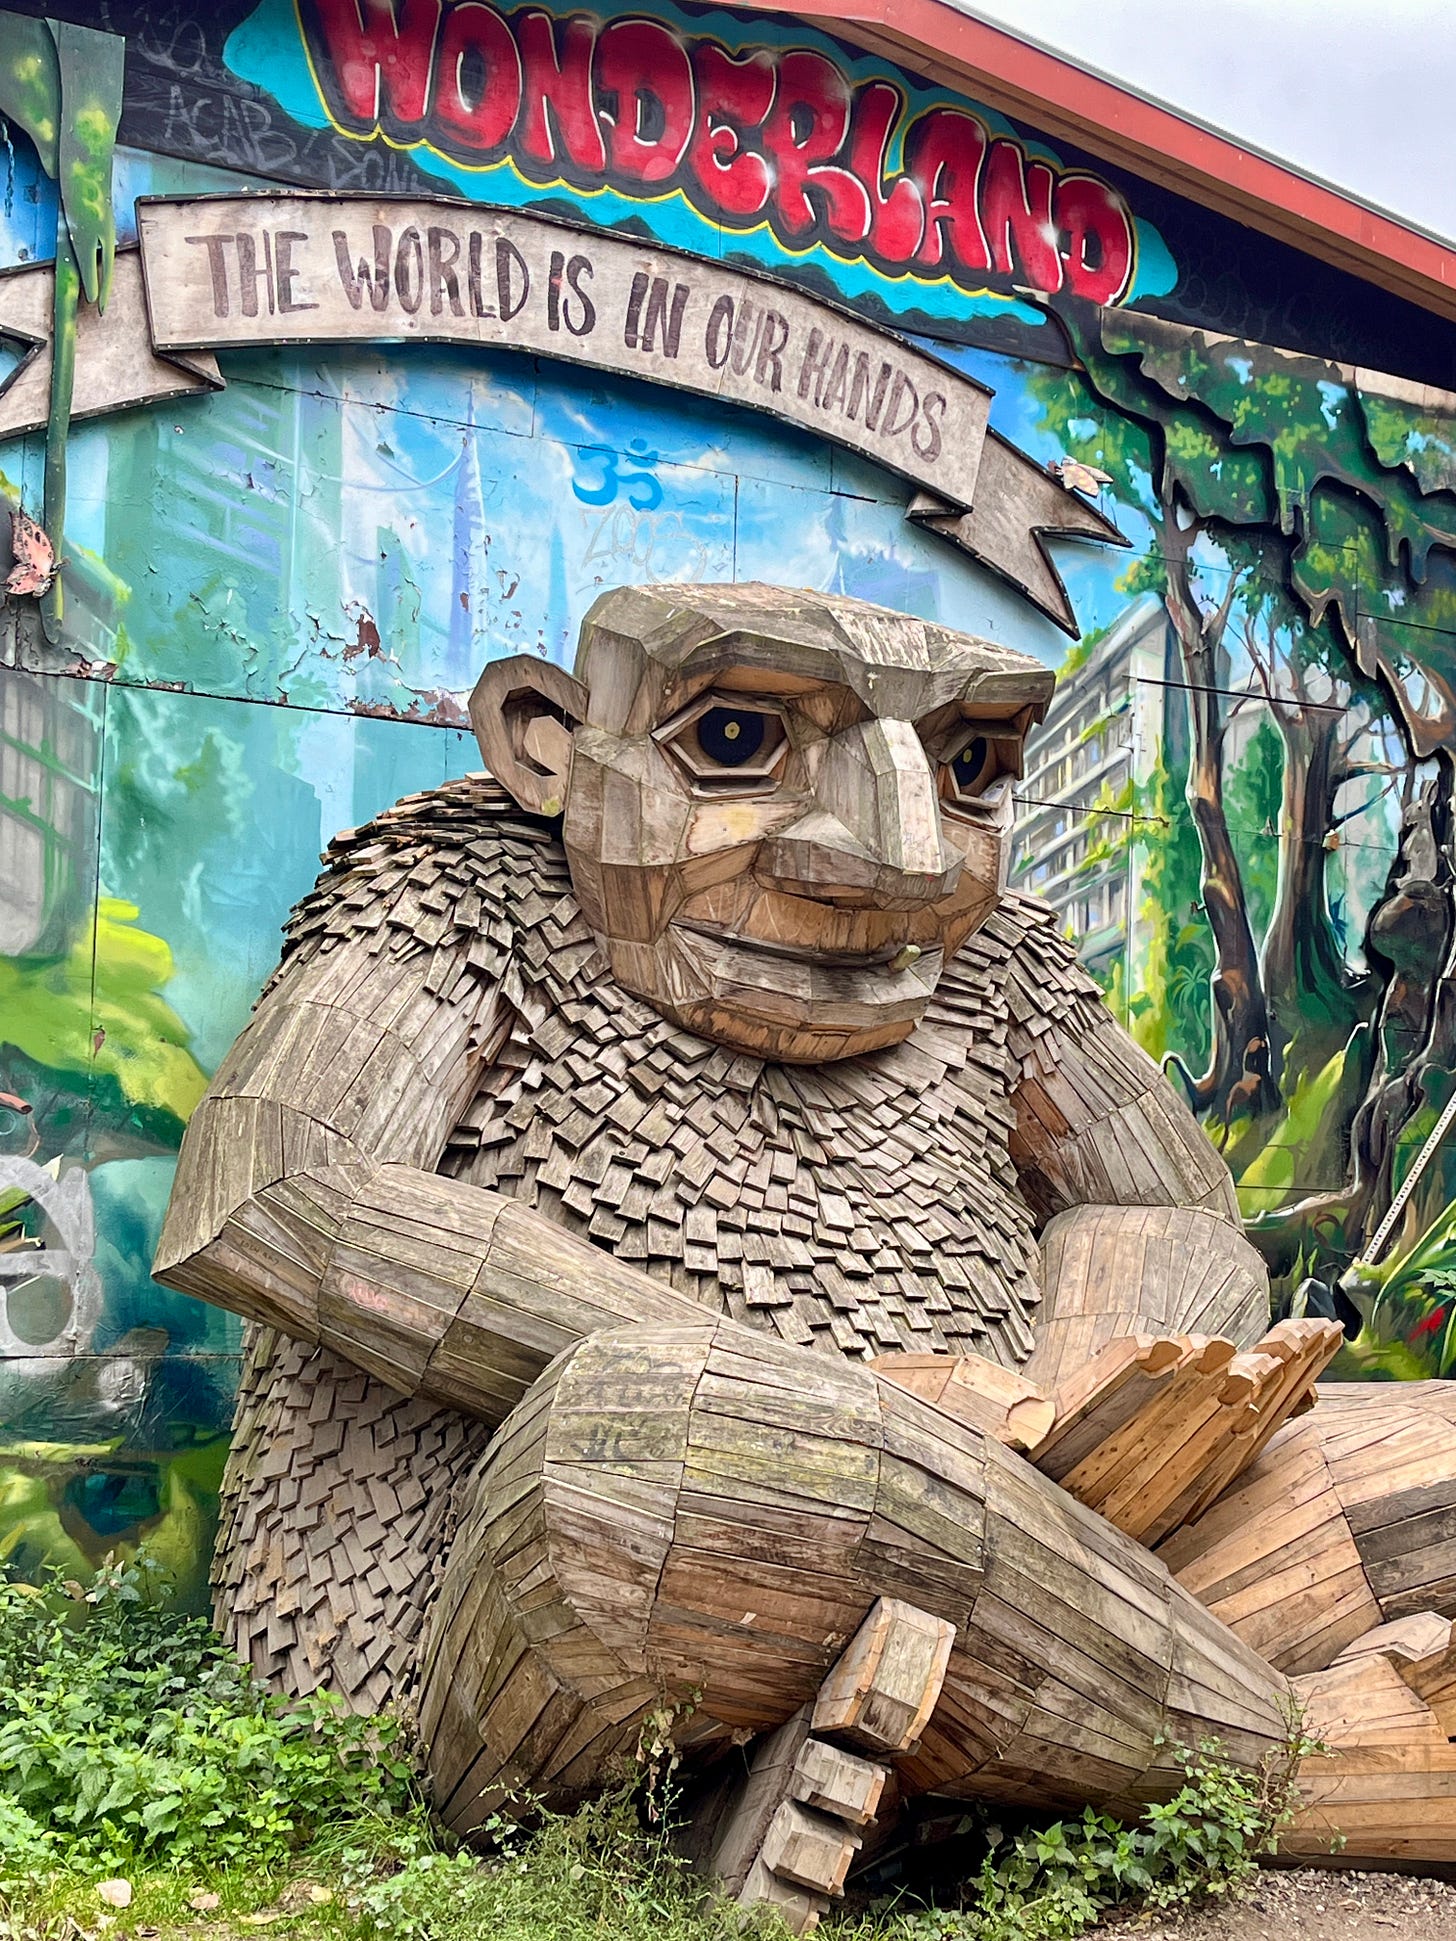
[300,0,1136,304]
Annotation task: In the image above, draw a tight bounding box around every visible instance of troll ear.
[470,656,589,816]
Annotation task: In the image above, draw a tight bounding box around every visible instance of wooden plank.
[870,1352,1054,1447]
[1333,1613,1454,1671]
[791,1738,887,1827]
[709,1708,815,1895]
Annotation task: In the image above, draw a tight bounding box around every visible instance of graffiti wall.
[2,0,1455,1599]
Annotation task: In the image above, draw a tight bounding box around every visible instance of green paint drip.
[40,209,77,644]
[0,15,123,640]
[0,14,60,177]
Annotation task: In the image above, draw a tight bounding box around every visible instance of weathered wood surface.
[1291,1616,1456,1865]
[706,1677,894,1933]
[1318,1383,1456,1623]
[418,1320,1292,1839]
[1023,1206,1269,1390]
[760,1801,861,1897]
[1156,1416,1383,1676]
[869,1353,1054,1447]
[160,586,1267,1405]
[160,582,1311,1879]
[213,1325,489,1709]
[872,1319,1339,1557]
[793,1737,889,1825]
[1159,1382,1456,1677]
[1028,1319,1342,1547]
[878,1324,1339,1560]
[812,1597,955,1753]
[1332,1612,1454,1674]
[153,773,1086,1389]
[707,1709,837,1931]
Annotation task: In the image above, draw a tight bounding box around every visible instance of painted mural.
[1,1,1456,1600]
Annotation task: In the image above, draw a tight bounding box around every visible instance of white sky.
[953,0,1456,243]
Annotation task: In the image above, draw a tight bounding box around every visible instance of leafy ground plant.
[0,1556,417,1876]
[857,1722,1325,1941]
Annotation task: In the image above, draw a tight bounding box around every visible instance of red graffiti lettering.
[596,19,694,183]
[981,139,1062,293]
[516,9,605,173]
[907,109,989,274]
[686,43,774,219]
[433,2,520,153]
[759,50,868,243]
[1054,174,1135,303]
[302,0,442,133]
[294,0,1142,305]
[848,82,923,265]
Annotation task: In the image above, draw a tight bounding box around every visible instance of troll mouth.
[675,922,943,973]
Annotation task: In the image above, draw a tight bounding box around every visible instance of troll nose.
[760,718,963,907]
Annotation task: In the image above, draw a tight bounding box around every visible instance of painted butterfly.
[1051,458,1114,496]
[5,507,58,598]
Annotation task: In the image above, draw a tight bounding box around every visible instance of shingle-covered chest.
[442,931,1044,1365]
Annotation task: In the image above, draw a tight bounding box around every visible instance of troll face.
[472,584,1053,1062]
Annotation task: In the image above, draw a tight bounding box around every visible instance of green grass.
[5,1789,782,1941]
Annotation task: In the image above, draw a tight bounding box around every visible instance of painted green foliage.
[1089,307,1456,757]
[1360,384,1456,498]
[2,898,208,1143]
[1040,301,1456,1371]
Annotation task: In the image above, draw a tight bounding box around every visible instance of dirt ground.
[1090,1868,1456,1940]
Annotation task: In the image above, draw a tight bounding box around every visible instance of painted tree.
[1029,325,1280,1125]
[1221,531,1394,1082]
[1042,302,1456,1323]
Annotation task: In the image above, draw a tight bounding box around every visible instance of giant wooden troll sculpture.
[157,586,1456,1924]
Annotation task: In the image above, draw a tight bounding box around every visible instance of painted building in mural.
[2,0,1456,1601]
[1011,591,1169,983]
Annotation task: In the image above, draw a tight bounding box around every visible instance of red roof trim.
[759,0,1456,321]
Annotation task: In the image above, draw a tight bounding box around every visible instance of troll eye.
[697,707,766,767]
[657,696,788,791]
[942,731,1008,807]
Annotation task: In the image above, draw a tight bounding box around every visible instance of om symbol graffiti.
[570,435,728,581]
[571,438,664,511]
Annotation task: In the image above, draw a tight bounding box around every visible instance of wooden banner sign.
[141,193,993,513]
[0,192,1124,631]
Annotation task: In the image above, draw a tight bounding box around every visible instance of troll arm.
[153,795,709,1426]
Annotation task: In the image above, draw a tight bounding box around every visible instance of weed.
[856,1721,1325,1940]
[0,1559,1324,1941]
[0,1556,417,1877]
[338,1780,783,1941]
